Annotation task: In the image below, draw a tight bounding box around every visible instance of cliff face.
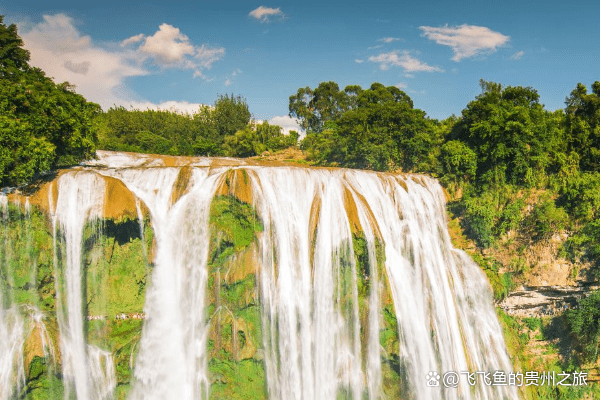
[0,151,516,400]
[0,201,152,399]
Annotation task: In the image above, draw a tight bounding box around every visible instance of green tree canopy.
[0,15,100,186]
[566,290,600,363]
[213,93,251,137]
[96,94,253,157]
[289,81,352,133]
[223,121,298,157]
[451,80,565,188]
[295,82,439,172]
[565,81,600,172]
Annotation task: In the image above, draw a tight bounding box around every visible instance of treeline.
[0,16,100,187]
[291,79,600,363]
[0,16,297,187]
[95,95,297,158]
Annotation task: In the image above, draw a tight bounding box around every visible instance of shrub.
[565,290,600,363]
[440,140,477,184]
[526,198,568,241]
[461,191,499,248]
[559,172,600,223]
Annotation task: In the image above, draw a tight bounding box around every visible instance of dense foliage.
[292,79,598,260]
[294,82,441,172]
[565,291,600,363]
[96,95,296,158]
[565,82,600,172]
[0,16,100,186]
[450,80,565,188]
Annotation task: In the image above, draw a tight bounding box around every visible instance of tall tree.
[213,94,251,138]
[0,15,30,78]
[451,80,564,188]
[0,15,100,186]
[289,81,350,133]
[297,82,438,172]
[565,81,600,172]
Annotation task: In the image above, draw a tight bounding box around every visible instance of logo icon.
[443,372,460,388]
[426,371,441,387]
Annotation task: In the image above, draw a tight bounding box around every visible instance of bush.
[440,140,477,184]
[526,198,568,241]
[559,172,600,223]
[565,290,600,363]
[462,194,498,247]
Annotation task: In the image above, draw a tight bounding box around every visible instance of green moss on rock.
[207,195,266,399]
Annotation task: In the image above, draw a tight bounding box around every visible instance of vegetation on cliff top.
[94,96,296,158]
[0,16,100,187]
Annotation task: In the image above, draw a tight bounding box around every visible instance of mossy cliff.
[0,201,153,399]
[205,195,266,400]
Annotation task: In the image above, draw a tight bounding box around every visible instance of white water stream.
[53,172,116,400]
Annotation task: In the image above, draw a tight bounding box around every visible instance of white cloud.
[419,24,510,61]
[120,33,144,47]
[21,14,147,110]
[223,69,242,87]
[20,14,222,114]
[268,115,304,136]
[395,82,407,89]
[379,37,401,43]
[510,50,525,60]
[137,23,195,65]
[368,50,443,72]
[123,24,225,75]
[195,44,226,69]
[355,59,364,64]
[249,6,284,23]
[23,14,91,53]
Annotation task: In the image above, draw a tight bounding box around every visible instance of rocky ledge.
[499,283,600,317]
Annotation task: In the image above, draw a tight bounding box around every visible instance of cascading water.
[105,166,219,400]
[52,172,116,400]
[0,193,26,400]
[0,151,519,399]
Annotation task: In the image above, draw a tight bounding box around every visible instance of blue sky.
[2,1,599,131]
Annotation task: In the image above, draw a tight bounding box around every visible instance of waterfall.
[0,151,518,399]
[0,193,25,400]
[53,172,116,400]
[0,306,25,400]
[103,167,219,400]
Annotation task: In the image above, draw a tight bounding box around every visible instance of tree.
[213,94,251,138]
[223,121,297,157]
[297,82,438,172]
[566,290,600,363]
[0,15,30,78]
[451,80,565,188]
[565,81,600,172]
[289,81,350,133]
[441,140,477,184]
[0,15,100,186]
